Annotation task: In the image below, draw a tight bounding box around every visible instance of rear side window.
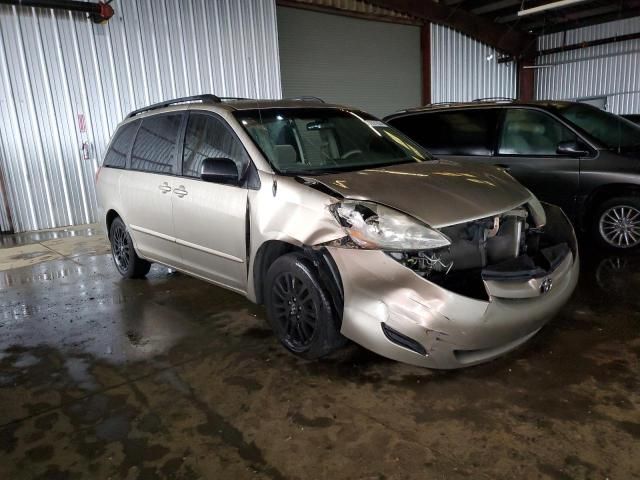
[389,109,498,156]
[103,121,138,168]
[131,114,183,174]
[182,113,249,178]
[498,109,577,156]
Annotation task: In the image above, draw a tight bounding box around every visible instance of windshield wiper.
[278,168,343,175]
[277,158,422,176]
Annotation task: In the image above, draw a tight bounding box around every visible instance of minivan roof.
[124,94,351,120]
[385,99,578,121]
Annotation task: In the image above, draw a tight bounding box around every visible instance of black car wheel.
[594,197,640,250]
[109,217,152,278]
[265,253,345,359]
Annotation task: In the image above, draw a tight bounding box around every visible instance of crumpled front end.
[327,202,579,369]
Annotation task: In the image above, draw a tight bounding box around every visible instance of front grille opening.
[428,268,489,300]
[381,323,427,356]
[386,203,572,300]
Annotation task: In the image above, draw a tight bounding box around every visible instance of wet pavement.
[0,229,639,479]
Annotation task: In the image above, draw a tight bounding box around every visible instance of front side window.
[556,103,640,151]
[498,109,577,156]
[234,108,430,175]
[131,114,183,174]
[103,121,138,168]
[389,109,499,156]
[182,113,249,178]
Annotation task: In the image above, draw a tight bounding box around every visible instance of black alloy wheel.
[271,271,318,352]
[265,253,346,359]
[109,217,151,278]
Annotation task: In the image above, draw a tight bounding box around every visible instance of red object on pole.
[0,0,114,23]
[96,1,114,23]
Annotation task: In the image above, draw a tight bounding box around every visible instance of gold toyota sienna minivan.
[96,95,579,369]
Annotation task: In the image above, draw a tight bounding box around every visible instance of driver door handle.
[173,186,188,198]
[158,182,172,193]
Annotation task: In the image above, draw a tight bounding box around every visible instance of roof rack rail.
[219,96,252,101]
[286,96,325,103]
[472,97,515,103]
[126,94,222,118]
[426,101,465,107]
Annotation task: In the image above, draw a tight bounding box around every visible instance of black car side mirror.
[200,157,241,185]
[557,140,590,157]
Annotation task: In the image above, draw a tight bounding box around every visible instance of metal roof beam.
[366,0,536,58]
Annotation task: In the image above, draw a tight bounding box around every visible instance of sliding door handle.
[158,182,172,193]
[173,186,188,198]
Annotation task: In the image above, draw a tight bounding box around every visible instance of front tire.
[264,253,345,360]
[593,197,640,250]
[109,217,151,278]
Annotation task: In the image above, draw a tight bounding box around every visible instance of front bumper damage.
[327,203,579,369]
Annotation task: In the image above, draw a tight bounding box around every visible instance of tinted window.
[182,113,250,178]
[131,114,183,173]
[103,121,138,168]
[389,109,498,156]
[499,109,577,156]
[557,104,640,150]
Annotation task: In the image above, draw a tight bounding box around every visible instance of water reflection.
[0,226,99,248]
[574,242,640,316]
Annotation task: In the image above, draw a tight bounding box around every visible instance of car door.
[494,108,582,218]
[171,111,250,292]
[119,113,185,267]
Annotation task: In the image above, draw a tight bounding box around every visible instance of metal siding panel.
[536,17,640,114]
[430,24,516,103]
[0,0,281,232]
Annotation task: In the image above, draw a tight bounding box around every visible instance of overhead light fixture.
[517,0,588,17]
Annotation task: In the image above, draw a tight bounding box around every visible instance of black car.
[385,100,640,250]
[623,114,640,126]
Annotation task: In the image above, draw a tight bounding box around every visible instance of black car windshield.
[234,108,430,174]
[556,103,640,150]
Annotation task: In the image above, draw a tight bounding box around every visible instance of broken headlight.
[328,200,450,251]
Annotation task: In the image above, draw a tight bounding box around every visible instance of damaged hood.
[301,160,533,228]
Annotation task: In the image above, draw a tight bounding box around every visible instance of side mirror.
[200,157,241,185]
[557,140,590,157]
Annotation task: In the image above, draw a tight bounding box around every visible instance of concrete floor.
[0,226,639,480]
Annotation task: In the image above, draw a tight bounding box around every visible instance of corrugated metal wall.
[0,0,281,233]
[536,17,640,114]
[430,24,517,104]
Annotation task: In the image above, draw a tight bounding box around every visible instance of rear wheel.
[594,196,640,250]
[109,217,151,278]
[264,253,345,360]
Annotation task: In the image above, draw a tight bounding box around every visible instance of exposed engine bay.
[387,204,573,300]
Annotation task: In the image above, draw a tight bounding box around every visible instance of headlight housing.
[328,200,450,251]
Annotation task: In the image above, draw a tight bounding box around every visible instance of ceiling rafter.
[366,0,536,58]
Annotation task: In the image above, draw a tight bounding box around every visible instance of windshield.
[234,108,430,174]
[556,103,640,150]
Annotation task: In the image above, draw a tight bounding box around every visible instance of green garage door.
[277,7,422,118]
